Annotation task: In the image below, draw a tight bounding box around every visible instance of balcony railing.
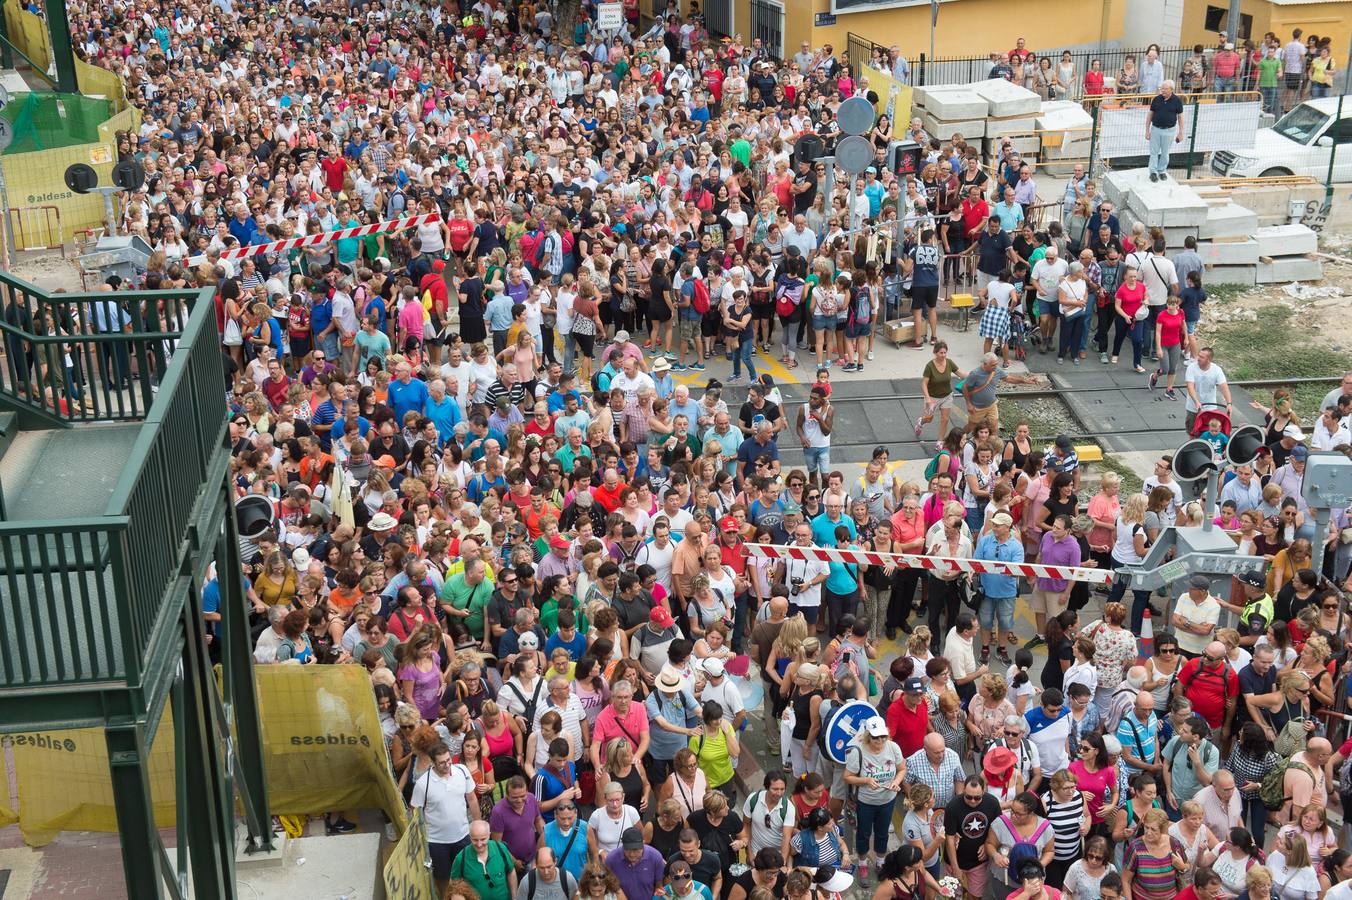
[0,272,225,692]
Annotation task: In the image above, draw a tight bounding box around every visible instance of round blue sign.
[822,700,879,764]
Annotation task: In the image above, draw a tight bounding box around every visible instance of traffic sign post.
[821,700,878,764]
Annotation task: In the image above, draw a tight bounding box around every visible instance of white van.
[1209,97,1352,181]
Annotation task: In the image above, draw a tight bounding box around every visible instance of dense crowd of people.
[36,0,1352,898]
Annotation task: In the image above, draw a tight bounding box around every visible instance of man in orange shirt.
[298,436,334,491]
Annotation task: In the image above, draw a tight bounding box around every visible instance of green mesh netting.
[1,91,110,154]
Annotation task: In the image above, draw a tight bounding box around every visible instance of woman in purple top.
[1033,514,1084,635]
[396,629,446,721]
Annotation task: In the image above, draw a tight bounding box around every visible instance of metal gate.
[704,0,733,38]
[749,0,783,59]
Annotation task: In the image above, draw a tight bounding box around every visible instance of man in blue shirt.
[424,379,463,444]
[484,292,516,355]
[542,804,588,882]
[735,421,780,482]
[810,494,856,547]
[387,361,430,425]
[973,512,1025,665]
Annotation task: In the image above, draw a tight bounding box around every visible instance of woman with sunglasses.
[1064,835,1118,900]
[1070,732,1120,838]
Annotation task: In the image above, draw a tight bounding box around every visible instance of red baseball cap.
[719,515,739,532]
[549,535,571,550]
[649,606,675,628]
[374,454,397,468]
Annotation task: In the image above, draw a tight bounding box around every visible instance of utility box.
[1304,453,1352,509]
[77,235,153,284]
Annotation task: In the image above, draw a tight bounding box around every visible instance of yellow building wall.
[1179,0,1352,61]
[756,0,1126,61]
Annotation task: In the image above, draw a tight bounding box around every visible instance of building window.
[1203,5,1252,39]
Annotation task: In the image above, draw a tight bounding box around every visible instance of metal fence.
[846,35,1222,95]
[749,0,784,60]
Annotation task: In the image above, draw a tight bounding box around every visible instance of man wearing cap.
[1219,570,1273,649]
[606,828,664,900]
[1270,444,1313,536]
[973,512,1024,666]
[646,666,701,785]
[630,604,681,682]
[695,657,746,731]
[885,676,930,756]
[1172,640,1238,735]
[1172,575,1222,659]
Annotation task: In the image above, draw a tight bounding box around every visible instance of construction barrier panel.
[5,664,406,846]
[383,808,439,900]
[862,64,914,140]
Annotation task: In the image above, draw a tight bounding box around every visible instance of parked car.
[1210,97,1352,180]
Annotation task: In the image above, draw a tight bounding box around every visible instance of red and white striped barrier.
[743,542,1114,584]
[187,212,441,266]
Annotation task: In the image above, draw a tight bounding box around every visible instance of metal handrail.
[0,269,224,689]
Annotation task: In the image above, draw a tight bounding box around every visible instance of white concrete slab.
[1126,180,1209,228]
[921,112,987,140]
[1257,256,1323,282]
[1037,101,1094,132]
[1196,239,1260,265]
[920,89,989,120]
[1254,223,1318,257]
[1103,168,1156,208]
[1198,202,1259,240]
[1203,264,1259,286]
[970,78,1042,116]
[986,114,1040,136]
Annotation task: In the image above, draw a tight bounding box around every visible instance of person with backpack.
[843,269,875,373]
[452,819,519,900]
[774,257,806,369]
[1260,736,1330,828]
[842,716,906,881]
[986,791,1057,900]
[740,770,796,864]
[515,846,578,900]
[1172,641,1239,735]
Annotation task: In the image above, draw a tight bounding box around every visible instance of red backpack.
[691,278,711,315]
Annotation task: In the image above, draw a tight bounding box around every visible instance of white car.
[1210,97,1352,181]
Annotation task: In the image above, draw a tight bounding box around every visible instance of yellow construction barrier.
[383,808,438,900]
[6,664,406,846]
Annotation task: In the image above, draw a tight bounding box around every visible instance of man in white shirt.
[1031,244,1069,353]
[610,355,655,404]
[943,612,985,702]
[1142,454,1185,521]
[636,519,676,592]
[1184,348,1233,434]
[1312,405,1350,451]
[780,523,829,625]
[411,744,480,895]
[1171,574,1222,657]
[696,657,746,731]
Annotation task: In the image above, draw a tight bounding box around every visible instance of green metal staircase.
[0,273,272,899]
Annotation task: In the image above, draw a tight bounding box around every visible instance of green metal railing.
[0,281,193,424]
[0,271,222,690]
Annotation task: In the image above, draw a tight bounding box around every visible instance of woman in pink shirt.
[1150,294,1187,400]
[1110,266,1149,372]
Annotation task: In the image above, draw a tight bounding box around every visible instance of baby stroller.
[1007,309,1030,362]
[1189,402,1233,438]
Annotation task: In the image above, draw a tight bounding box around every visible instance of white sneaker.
[866,351,874,360]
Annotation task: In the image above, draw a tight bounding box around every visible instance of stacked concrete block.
[1037,101,1093,165]
[1197,202,1258,239]
[1254,224,1323,283]
[970,79,1042,116]
[916,87,988,141]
